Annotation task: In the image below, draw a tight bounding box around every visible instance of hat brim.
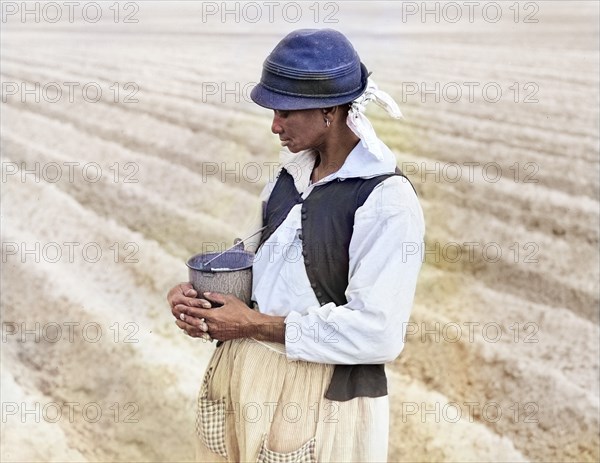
[250,63,369,111]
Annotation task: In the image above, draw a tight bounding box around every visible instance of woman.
[168,29,425,462]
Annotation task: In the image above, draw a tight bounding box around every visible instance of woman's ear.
[322,107,336,117]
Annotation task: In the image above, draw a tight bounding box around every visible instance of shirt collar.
[278,138,397,191]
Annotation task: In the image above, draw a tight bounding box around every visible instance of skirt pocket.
[196,367,228,459]
[256,434,316,463]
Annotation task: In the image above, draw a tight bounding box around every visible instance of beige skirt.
[195,337,389,463]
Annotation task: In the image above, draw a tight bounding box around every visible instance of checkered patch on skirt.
[196,367,228,459]
[256,434,316,463]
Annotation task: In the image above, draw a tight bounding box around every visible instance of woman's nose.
[271,114,283,134]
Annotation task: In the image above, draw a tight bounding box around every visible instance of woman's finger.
[175,320,209,337]
[179,313,209,332]
[183,286,198,298]
[202,291,227,306]
[175,304,210,320]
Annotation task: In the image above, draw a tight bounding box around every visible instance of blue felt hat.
[250,29,369,110]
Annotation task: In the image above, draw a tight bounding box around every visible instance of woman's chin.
[286,144,303,153]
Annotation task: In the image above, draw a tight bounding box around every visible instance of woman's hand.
[175,292,285,343]
[167,282,212,340]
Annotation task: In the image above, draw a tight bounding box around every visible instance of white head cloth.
[346,77,403,160]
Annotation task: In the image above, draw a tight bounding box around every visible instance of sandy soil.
[1,2,598,462]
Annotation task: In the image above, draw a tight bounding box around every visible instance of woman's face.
[271,108,327,153]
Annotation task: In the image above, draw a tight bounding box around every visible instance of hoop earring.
[325,119,331,128]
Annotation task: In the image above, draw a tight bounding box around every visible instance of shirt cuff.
[283,305,338,363]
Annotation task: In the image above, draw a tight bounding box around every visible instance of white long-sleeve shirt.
[250,139,425,365]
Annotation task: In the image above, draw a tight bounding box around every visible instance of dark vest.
[258,167,413,401]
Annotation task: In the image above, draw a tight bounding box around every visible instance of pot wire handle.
[203,225,267,267]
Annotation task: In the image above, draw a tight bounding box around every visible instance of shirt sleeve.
[283,176,425,364]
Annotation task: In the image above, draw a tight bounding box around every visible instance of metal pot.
[186,249,254,306]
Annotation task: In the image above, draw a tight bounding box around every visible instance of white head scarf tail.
[346,77,403,160]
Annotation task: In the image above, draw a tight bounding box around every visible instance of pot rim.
[186,250,254,273]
